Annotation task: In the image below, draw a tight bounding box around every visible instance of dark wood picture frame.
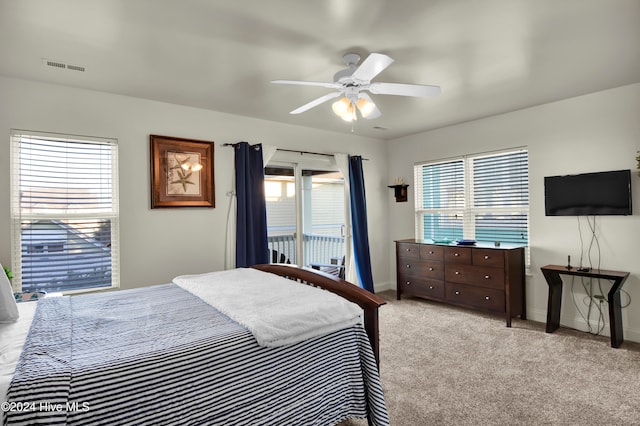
[150,135,215,208]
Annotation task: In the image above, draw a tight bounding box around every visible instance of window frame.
[264,156,348,270]
[414,148,529,249]
[10,129,120,293]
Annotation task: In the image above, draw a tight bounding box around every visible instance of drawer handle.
[406,264,411,268]
[429,251,434,254]
[406,248,411,252]
[484,275,490,279]
[429,267,434,271]
[455,271,461,275]
[484,255,489,260]
[429,285,434,290]
[455,291,460,295]
[406,281,411,286]
[485,296,490,300]
[454,253,460,257]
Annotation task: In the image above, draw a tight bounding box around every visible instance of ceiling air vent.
[42,58,86,72]
[66,64,85,72]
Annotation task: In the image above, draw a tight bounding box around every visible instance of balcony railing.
[267,234,297,264]
[267,233,344,267]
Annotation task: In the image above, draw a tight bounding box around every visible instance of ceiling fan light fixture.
[332,97,357,122]
[356,97,376,118]
[339,107,356,122]
[332,97,350,114]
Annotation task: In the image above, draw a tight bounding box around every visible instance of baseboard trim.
[525,307,640,345]
[374,281,394,293]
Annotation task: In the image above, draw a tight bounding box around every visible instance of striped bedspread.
[4,284,389,425]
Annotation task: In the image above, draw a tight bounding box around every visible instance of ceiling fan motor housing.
[333,52,361,83]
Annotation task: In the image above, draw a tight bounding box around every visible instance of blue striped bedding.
[4,283,389,425]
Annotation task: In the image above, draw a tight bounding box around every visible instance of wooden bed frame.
[252,263,387,365]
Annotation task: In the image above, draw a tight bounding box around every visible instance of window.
[10,130,119,293]
[415,149,528,247]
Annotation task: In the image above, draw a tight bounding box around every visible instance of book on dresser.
[395,239,526,327]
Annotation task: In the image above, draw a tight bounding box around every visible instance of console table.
[540,264,630,348]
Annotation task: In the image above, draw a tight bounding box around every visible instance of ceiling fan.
[271,52,441,122]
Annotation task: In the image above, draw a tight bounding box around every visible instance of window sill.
[61,286,117,296]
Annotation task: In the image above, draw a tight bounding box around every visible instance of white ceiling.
[1,0,639,140]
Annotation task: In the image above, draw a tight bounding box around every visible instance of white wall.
[387,83,640,342]
[0,76,391,291]
[4,75,638,342]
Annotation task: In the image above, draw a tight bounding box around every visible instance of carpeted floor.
[340,291,640,425]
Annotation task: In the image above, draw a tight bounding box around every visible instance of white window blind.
[415,159,465,241]
[415,149,528,246]
[10,130,119,292]
[472,151,529,244]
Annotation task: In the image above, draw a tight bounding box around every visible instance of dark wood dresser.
[396,239,526,326]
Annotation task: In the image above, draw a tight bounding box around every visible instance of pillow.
[0,263,19,323]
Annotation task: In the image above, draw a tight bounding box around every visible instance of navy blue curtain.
[349,156,375,293]
[234,142,269,267]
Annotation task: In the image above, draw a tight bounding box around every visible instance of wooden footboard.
[252,263,386,366]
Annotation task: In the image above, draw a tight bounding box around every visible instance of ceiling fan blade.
[358,93,382,119]
[369,82,441,97]
[271,80,341,89]
[290,91,342,114]
[351,53,394,82]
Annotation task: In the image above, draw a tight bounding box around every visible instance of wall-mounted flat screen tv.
[544,169,632,216]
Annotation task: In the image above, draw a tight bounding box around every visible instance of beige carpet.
[341,291,640,426]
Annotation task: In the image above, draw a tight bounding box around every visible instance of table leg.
[543,270,563,333]
[608,279,625,348]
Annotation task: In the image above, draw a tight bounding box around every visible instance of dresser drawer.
[472,249,504,268]
[397,242,420,259]
[420,244,444,261]
[398,275,444,300]
[444,246,472,264]
[422,260,445,280]
[398,259,444,280]
[445,282,505,313]
[444,264,505,289]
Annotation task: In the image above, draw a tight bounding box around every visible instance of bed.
[1,264,388,426]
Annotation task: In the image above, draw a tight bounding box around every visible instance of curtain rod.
[221,143,368,160]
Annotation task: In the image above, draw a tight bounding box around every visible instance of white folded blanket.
[173,268,363,347]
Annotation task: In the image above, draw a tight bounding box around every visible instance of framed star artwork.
[150,135,215,208]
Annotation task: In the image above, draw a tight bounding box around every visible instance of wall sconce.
[388,177,409,202]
